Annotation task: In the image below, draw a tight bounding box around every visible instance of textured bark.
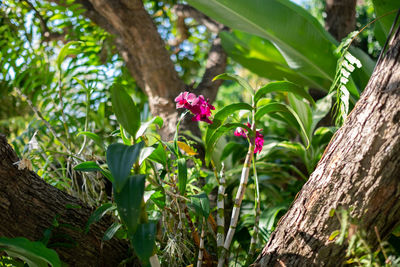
[48,0,227,140]
[254,26,400,266]
[0,135,131,266]
[325,0,357,41]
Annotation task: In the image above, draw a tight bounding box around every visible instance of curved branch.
[172,4,228,102]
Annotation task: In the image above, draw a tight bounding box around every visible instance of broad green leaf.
[114,175,146,234]
[205,102,252,147]
[255,81,315,106]
[85,203,116,233]
[258,205,287,241]
[135,116,163,139]
[111,84,140,138]
[149,190,166,209]
[177,158,188,195]
[220,31,330,90]
[189,192,210,218]
[0,237,61,267]
[76,131,104,149]
[372,0,399,46]
[187,0,337,81]
[147,143,167,165]
[288,93,313,138]
[139,147,156,165]
[74,161,101,172]
[74,161,113,183]
[106,142,144,192]
[255,103,310,147]
[56,41,81,71]
[131,222,157,264]
[213,73,254,95]
[310,92,334,134]
[206,122,251,164]
[187,0,373,92]
[103,223,122,241]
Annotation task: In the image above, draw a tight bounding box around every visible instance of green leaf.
[310,92,334,134]
[189,192,210,218]
[76,131,104,149]
[255,103,310,148]
[111,84,141,138]
[206,122,251,164]
[288,93,313,138]
[220,30,331,90]
[255,81,315,105]
[187,0,373,92]
[103,223,122,241]
[85,203,116,233]
[205,102,252,147]
[74,161,113,183]
[177,158,188,195]
[131,222,157,264]
[106,142,144,192]
[139,147,156,165]
[329,230,340,241]
[147,143,167,165]
[114,175,146,235]
[372,0,399,46]
[213,73,254,95]
[187,0,337,81]
[56,41,82,71]
[74,161,101,172]
[149,190,166,209]
[0,237,61,267]
[135,116,163,139]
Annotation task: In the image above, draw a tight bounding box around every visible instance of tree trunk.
[254,25,400,266]
[49,0,226,140]
[0,135,132,266]
[325,0,357,41]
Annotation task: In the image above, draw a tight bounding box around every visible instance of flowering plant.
[234,123,264,154]
[175,92,215,124]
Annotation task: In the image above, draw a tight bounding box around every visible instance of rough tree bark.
[0,135,132,266]
[325,0,357,41]
[48,0,227,140]
[254,24,400,266]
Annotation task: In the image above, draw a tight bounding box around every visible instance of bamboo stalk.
[197,217,206,267]
[217,163,226,267]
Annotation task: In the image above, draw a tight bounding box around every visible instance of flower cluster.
[234,123,264,154]
[175,92,215,124]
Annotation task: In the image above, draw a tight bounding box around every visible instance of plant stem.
[149,254,161,267]
[197,216,206,267]
[223,96,256,258]
[247,156,261,263]
[216,163,226,267]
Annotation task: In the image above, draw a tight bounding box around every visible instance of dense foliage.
[1,0,400,266]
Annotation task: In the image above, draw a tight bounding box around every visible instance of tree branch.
[172,4,228,102]
[0,135,131,266]
[172,4,225,33]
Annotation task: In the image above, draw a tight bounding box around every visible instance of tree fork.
[254,23,400,266]
[0,135,131,266]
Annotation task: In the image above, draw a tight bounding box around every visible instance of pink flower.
[254,131,264,154]
[234,123,264,154]
[175,92,196,109]
[175,92,215,124]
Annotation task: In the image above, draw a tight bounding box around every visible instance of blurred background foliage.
[1,0,399,265]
